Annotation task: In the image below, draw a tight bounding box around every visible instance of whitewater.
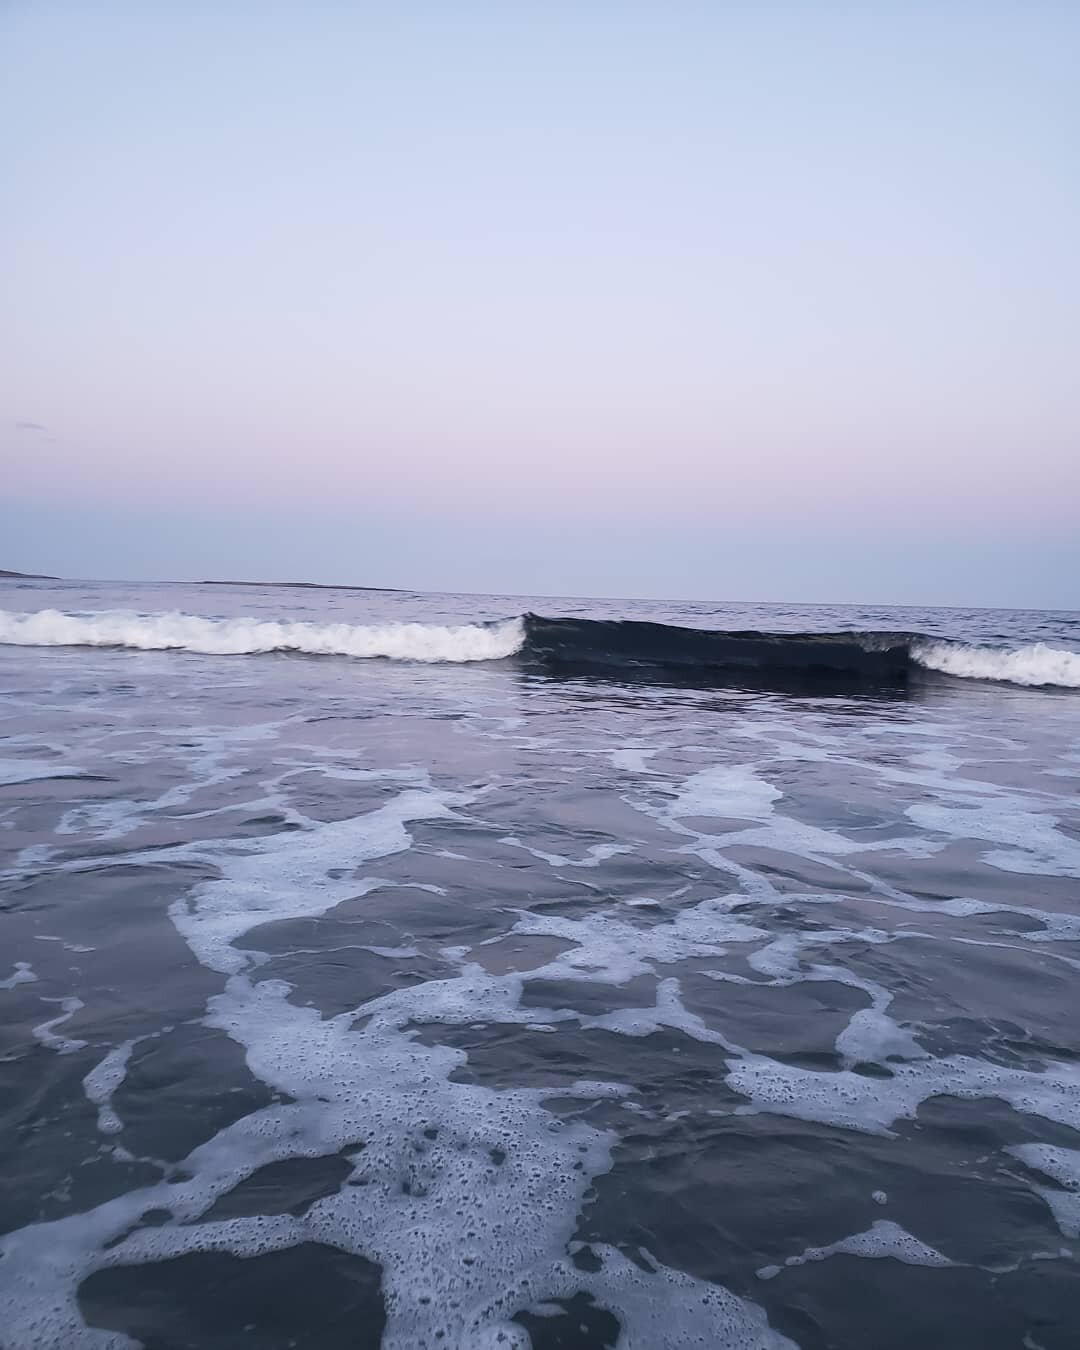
[1,603,1079,687]
[0,608,527,663]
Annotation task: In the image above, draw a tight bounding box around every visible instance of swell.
[522,616,1080,688]
[522,614,911,681]
[0,607,1077,688]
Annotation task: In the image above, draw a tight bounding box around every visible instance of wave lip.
[0,609,526,663]
[912,640,1080,688]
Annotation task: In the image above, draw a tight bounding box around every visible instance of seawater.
[1,577,1079,1349]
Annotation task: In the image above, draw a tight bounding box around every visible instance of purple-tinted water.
[2,578,1079,1349]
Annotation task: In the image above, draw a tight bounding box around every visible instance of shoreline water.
[1,579,1078,1348]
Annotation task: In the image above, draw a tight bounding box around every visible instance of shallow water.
[2,579,1079,1349]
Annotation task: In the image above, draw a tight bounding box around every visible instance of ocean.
[1,576,1079,1350]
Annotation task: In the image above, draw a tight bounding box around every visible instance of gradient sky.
[3,3,1078,606]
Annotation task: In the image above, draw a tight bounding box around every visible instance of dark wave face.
[521,614,914,682]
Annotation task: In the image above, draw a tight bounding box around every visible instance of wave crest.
[1,607,1078,688]
[0,609,526,663]
[911,640,1080,688]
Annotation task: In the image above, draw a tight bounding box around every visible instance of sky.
[2,2,1078,607]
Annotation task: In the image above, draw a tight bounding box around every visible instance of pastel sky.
[3,3,1078,606]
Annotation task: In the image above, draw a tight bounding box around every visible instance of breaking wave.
[0,608,1077,687]
[910,639,1080,688]
[0,609,525,663]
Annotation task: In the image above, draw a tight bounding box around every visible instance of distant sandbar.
[200,579,403,592]
[0,569,402,591]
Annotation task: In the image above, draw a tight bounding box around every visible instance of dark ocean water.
[2,578,1079,1350]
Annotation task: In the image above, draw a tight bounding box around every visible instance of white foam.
[171,788,467,973]
[35,936,96,953]
[1008,1144,1080,1238]
[82,1040,137,1136]
[0,961,37,990]
[509,899,770,987]
[500,837,632,869]
[0,608,526,663]
[906,800,1080,878]
[912,640,1080,688]
[570,1245,796,1348]
[668,764,782,821]
[729,1052,1080,1137]
[834,1007,927,1065]
[609,747,659,772]
[0,962,790,1348]
[0,779,797,1348]
[15,659,1076,1347]
[758,1219,953,1279]
[31,997,87,1055]
[649,763,940,878]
